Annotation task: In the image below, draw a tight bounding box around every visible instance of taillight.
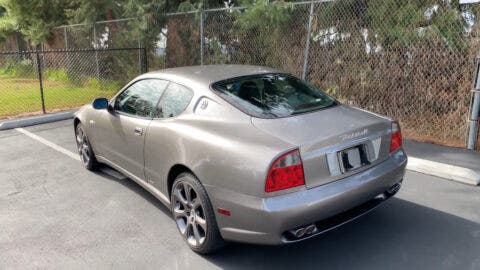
[265,149,305,193]
[390,121,402,153]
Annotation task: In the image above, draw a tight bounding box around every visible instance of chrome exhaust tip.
[305,224,317,235]
[290,227,306,238]
[387,183,401,195]
[289,224,318,239]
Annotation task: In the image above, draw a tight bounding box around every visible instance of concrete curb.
[0,111,75,131]
[407,157,480,186]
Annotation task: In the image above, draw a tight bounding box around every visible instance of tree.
[1,0,73,44]
[0,3,16,42]
[0,0,228,47]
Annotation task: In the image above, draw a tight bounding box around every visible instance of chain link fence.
[165,1,480,149]
[46,19,141,50]
[0,48,146,119]
[1,1,479,148]
[44,18,166,71]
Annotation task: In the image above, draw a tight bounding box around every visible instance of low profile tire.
[171,173,225,254]
[75,123,99,171]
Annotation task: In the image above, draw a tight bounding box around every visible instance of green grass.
[0,74,122,119]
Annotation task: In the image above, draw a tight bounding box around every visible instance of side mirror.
[92,98,109,110]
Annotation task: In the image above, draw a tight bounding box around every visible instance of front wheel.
[171,173,225,254]
[75,123,99,171]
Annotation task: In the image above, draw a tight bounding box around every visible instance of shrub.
[0,58,35,77]
[43,69,69,83]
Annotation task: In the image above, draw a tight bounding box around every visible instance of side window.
[114,79,168,118]
[157,82,193,118]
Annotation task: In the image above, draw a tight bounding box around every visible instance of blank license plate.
[339,146,368,172]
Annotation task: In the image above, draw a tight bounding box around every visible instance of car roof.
[142,65,283,87]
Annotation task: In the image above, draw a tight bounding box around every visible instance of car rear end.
[209,73,407,244]
[254,108,406,243]
[212,113,406,245]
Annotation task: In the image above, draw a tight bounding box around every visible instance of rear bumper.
[207,149,407,245]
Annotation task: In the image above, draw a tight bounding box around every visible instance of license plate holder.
[338,145,370,173]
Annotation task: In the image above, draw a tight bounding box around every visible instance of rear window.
[211,73,337,118]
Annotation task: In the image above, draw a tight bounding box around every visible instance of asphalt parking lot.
[1,120,480,269]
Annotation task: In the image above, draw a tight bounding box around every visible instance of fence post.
[35,50,46,114]
[467,58,480,149]
[93,22,100,79]
[142,47,148,73]
[302,0,314,80]
[138,32,142,74]
[200,10,204,66]
[64,26,68,49]
[64,26,71,72]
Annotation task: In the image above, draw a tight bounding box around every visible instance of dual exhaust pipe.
[387,183,401,195]
[288,182,401,240]
[289,224,318,239]
[376,182,402,200]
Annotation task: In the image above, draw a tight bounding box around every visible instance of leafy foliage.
[235,0,293,29]
[316,0,470,52]
[0,0,73,44]
[0,0,228,47]
[234,0,295,67]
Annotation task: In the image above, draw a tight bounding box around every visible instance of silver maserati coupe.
[74,65,407,254]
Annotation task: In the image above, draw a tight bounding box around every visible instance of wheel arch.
[167,164,197,198]
[73,117,81,130]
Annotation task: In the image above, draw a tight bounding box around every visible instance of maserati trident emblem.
[201,99,209,110]
[341,129,368,141]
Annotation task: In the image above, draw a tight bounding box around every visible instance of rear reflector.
[389,121,402,153]
[217,208,231,216]
[265,149,305,193]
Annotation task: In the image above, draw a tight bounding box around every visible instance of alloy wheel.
[76,127,90,165]
[172,182,207,247]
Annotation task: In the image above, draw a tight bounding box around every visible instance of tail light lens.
[390,121,402,153]
[265,149,305,193]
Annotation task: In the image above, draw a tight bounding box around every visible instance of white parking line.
[15,127,81,161]
[15,127,127,180]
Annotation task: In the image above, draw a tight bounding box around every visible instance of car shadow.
[92,165,172,218]
[92,167,480,269]
[204,198,480,270]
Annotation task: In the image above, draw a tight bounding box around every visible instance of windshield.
[211,73,338,118]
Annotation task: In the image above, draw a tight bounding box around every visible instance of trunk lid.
[252,105,392,188]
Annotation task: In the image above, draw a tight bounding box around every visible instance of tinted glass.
[157,83,193,118]
[212,74,337,118]
[114,79,168,117]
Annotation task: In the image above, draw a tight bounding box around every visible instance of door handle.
[134,127,143,136]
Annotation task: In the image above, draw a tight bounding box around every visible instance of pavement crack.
[7,190,22,197]
[42,185,52,199]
